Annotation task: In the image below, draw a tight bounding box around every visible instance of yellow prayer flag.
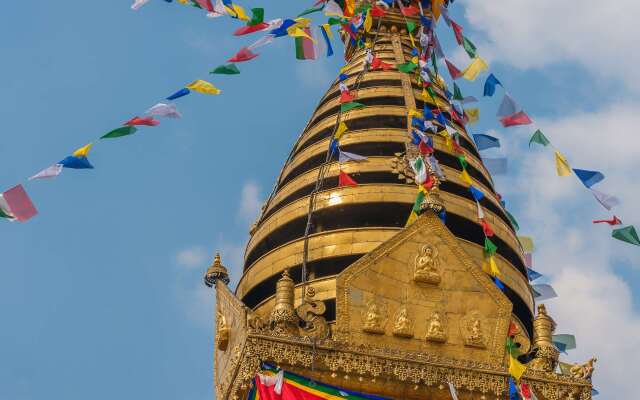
[294,17,312,27]
[335,122,348,140]
[518,236,535,252]
[408,109,422,118]
[287,27,316,43]
[177,0,189,3]
[230,4,249,21]
[555,151,571,176]
[465,108,480,124]
[405,210,418,227]
[186,80,221,95]
[489,256,500,277]
[363,10,372,32]
[431,0,444,20]
[72,143,93,158]
[411,56,419,65]
[509,354,527,381]
[460,169,472,186]
[322,23,333,39]
[339,65,350,74]
[461,57,488,81]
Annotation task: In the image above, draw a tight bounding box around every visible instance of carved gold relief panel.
[336,213,512,367]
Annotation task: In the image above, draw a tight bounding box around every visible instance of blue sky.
[0,1,638,399]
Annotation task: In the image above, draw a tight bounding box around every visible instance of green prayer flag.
[529,129,550,147]
[506,210,520,231]
[484,237,497,256]
[248,8,264,25]
[453,82,464,100]
[327,17,345,26]
[412,190,425,213]
[340,102,365,113]
[406,21,416,34]
[426,85,436,100]
[457,155,467,169]
[462,36,477,58]
[210,63,240,75]
[431,52,438,76]
[612,225,640,246]
[100,126,137,139]
[397,61,418,73]
[506,337,520,357]
[297,4,324,17]
[0,207,12,219]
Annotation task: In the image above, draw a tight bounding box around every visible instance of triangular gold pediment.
[335,212,512,367]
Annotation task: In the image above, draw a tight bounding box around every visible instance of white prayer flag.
[146,103,182,119]
[131,0,150,10]
[339,150,367,163]
[29,164,63,181]
[590,188,620,210]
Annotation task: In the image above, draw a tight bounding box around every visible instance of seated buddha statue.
[425,311,447,342]
[392,307,413,338]
[413,245,442,285]
[363,301,385,334]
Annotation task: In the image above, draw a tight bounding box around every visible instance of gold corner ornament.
[566,358,597,380]
[204,252,230,287]
[295,287,330,340]
[529,304,560,372]
[268,270,299,336]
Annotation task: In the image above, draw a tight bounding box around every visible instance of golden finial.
[204,252,230,287]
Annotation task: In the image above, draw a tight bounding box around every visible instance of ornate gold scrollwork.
[296,287,330,340]
[413,245,442,285]
[568,358,597,380]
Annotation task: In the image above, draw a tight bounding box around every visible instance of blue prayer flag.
[423,107,434,120]
[497,93,519,117]
[573,168,605,188]
[494,277,505,291]
[270,19,296,37]
[483,73,501,97]
[469,185,484,201]
[329,139,339,156]
[411,130,422,145]
[166,88,190,101]
[420,16,432,29]
[508,377,519,399]
[436,112,446,126]
[411,117,424,129]
[320,25,334,57]
[473,134,501,151]
[59,156,94,169]
[439,210,446,224]
[339,73,348,81]
[527,268,543,281]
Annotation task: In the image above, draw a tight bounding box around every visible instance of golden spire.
[204,252,230,287]
[268,270,299,336]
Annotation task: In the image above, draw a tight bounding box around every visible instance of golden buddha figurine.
[392,306,414,338]
[363,299,385,335]
[413,245,442,285]
[216,311,230,351]
[425,310,447,343]
[463,312,486,348]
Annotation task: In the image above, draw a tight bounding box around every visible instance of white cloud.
[176,246,209,269]
[238,181,263,223]
[494,102,640,397]
[461,0,640,93]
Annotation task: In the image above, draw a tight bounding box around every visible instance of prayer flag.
[480,219,494,237]
[335,122,348,140]
[497,93,519,117]
[397,61,418,73]
[532,284,558,301]
[101,126,137,139]
[470,185,484,201]
[476,200,485,219]
[524,252,533,268]
[370,55,393,70]
[518,236,534,252]
[338,170,358,187]
[166,88,190,100]
[483,73,501,96]
[340,101,364,112]
[508,377,520,399]
[186,79,221,94]
[483,157,507,175]
[319,24,334,57]
[211,63,240,75]
[233,23,269,36]
[612,225,640,246]
[465,108,480,124]
[248,34,275,50]
[484,237,497,256]
[462,96,478,104]
[298,4,324,17]
[411,157,427,185]
[194,0,214,12]
[29,164,63,181]
[555,151,571,176]
[445,59,462,80]
[339,150,367,163]
[453,82,464,101]
[500,111,532,127]
[406,210,418,226]
[461,57,488,81]
[247,7,264,25]
[412,189,426,213]
[399,3,419,16]
[323,0,344,17]
[340,89,355,103]
[371,5,385,17]
[295,27,316,60]
[528,268,542,281]
[573,168,604,188]
[506,210,520,230]
[473,134,500,151]
[590,188,620,210]
[124,116,159,126]
[509,356,527,381]
[146,103,182,118]
[462,36,477,58]
[450,20,463,45]
[529,129,550,147]
[0,185,37,222]
[131,0,150,10]
[59,156,93,169]
[460,168,472,186]
[593,216,622,225]
[228,47,258,62]
[552,334,576,353]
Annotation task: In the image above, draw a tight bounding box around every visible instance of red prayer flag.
[593,216,622,225]
[500,111,533,127]
[480,219,494,237]
[124,116,160,127]
[371,5,386,17]
[338,171,358,187]
[450,20,464,45]
[340,90,356,103]
[423,175,434,190]
[1,184,38,222]
[508,322,519,337]
[399,4,419,16]
[525,252,533,268]
[234,22,269,36]
[452,140,464,154]
[520,383,532,400]
[194,0,213,12]
[228,47,259,62]
[419,140,433,155]
[445,59,462,79]
[371,55,393,71]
